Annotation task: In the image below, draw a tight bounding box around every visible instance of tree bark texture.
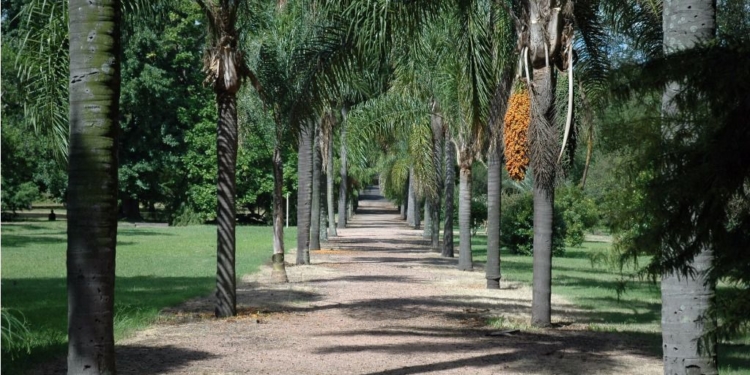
[401,181,409,220]
[531,183,554,326]
[423,201,432,238]
[337,106,349,229]
[407,167,417,227]
[442,137,456,257]
[486,145,502,289]
[67,1,120,372]
[485,66,513,290]
[271,144,288,283]
[528,30,558,325]
[661,1,717,373]
[457,163,473,271]
[430,105,444,252]
[326,120,337,237]
[319,173,328,242]
[296,123,313,265]
[215,92,238,318]
[310,123,322,251]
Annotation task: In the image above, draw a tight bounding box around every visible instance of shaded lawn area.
[1,221,296,373]
[466,234,750,375]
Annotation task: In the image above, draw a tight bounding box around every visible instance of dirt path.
[34,187,661,375]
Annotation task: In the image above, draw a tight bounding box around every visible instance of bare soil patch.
[31,188,661,374]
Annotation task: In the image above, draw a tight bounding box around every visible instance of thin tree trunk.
[486,145,502,289]
[531,183,554,326]
[661,1,717,373]
[310,122,322,251]
[67,1,120,371]
[337,106,349,229]
[320,168,328,243]
[407,167,416,227]
[215,91,238,318]
[271,144,288,283]
[401,181,409,220]
[326,117,337,237]
[457,161,473,271]
[296,122,313,265]
[423,201,432,238]
[442,137,456,257]
[430,104,444,252]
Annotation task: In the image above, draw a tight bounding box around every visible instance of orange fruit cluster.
[503,88,531,181]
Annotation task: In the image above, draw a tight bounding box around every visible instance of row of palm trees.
[45,0,722,373]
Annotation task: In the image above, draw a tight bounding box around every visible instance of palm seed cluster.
[503,86,531,181]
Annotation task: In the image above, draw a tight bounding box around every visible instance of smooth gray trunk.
[442,137,456,257]
[67,1,120,372]
[430,104,444,252]
[407,167,416,227]
[457,164,473,271]
[423,201,432,238]
[661,1,717,373]
[337,106,349,229]
[531,183,554,326]
[296,122,313,265]
[320,174,328,242]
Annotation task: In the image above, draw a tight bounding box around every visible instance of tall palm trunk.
[430,105,444,252]
[310,122,322,251]
[661,1,717,373]
[271,142,288,282]
[442,136,456,257]
[337,106,349,229]
[296,122,313,265]
[401,180,409,220]
[67,1,120,372]
[486,70,513,290]
[319,176,328,242]
[326,116,337,237]
[407,167,416,227]
[529,62,557,327]
[215,91,239,318]
[423,201,432,238]
[457,158,473,271]
[486,144,502,289]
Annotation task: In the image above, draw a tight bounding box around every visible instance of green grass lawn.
[1,221,296,373]
[466,234,750,375]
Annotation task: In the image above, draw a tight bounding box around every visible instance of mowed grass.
[466,234,750,375]
[1,221,296,373]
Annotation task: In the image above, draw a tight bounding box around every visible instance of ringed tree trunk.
[215,92,239,318]
[529,62,557,327]
[661,1,717,374]
[407,167,416,227]
[271,143,288,283]
[337,105,349,229]
[457,154,473,271]
[310,122,322,251]
[423,201,432,238]
[296,121,313,265]
[325,113,337,237]
[430,104,444,252]
[486,70,514,289]
[442,136,456,257]
[67,0,120,372]
[485,144,502,289]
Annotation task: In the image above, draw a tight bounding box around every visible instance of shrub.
[501,192,567,256]
[556,185,600,247]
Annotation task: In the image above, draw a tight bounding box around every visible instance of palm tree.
[296,121,314,264]
[323,111,338,237]
[443,134,456,258]
[660,1,717,373]
[66,0,121,372]
[337,105,350,230]
[197,0,254,318]
[310,120,323,251]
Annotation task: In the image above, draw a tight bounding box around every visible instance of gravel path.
[33,187,661,374]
